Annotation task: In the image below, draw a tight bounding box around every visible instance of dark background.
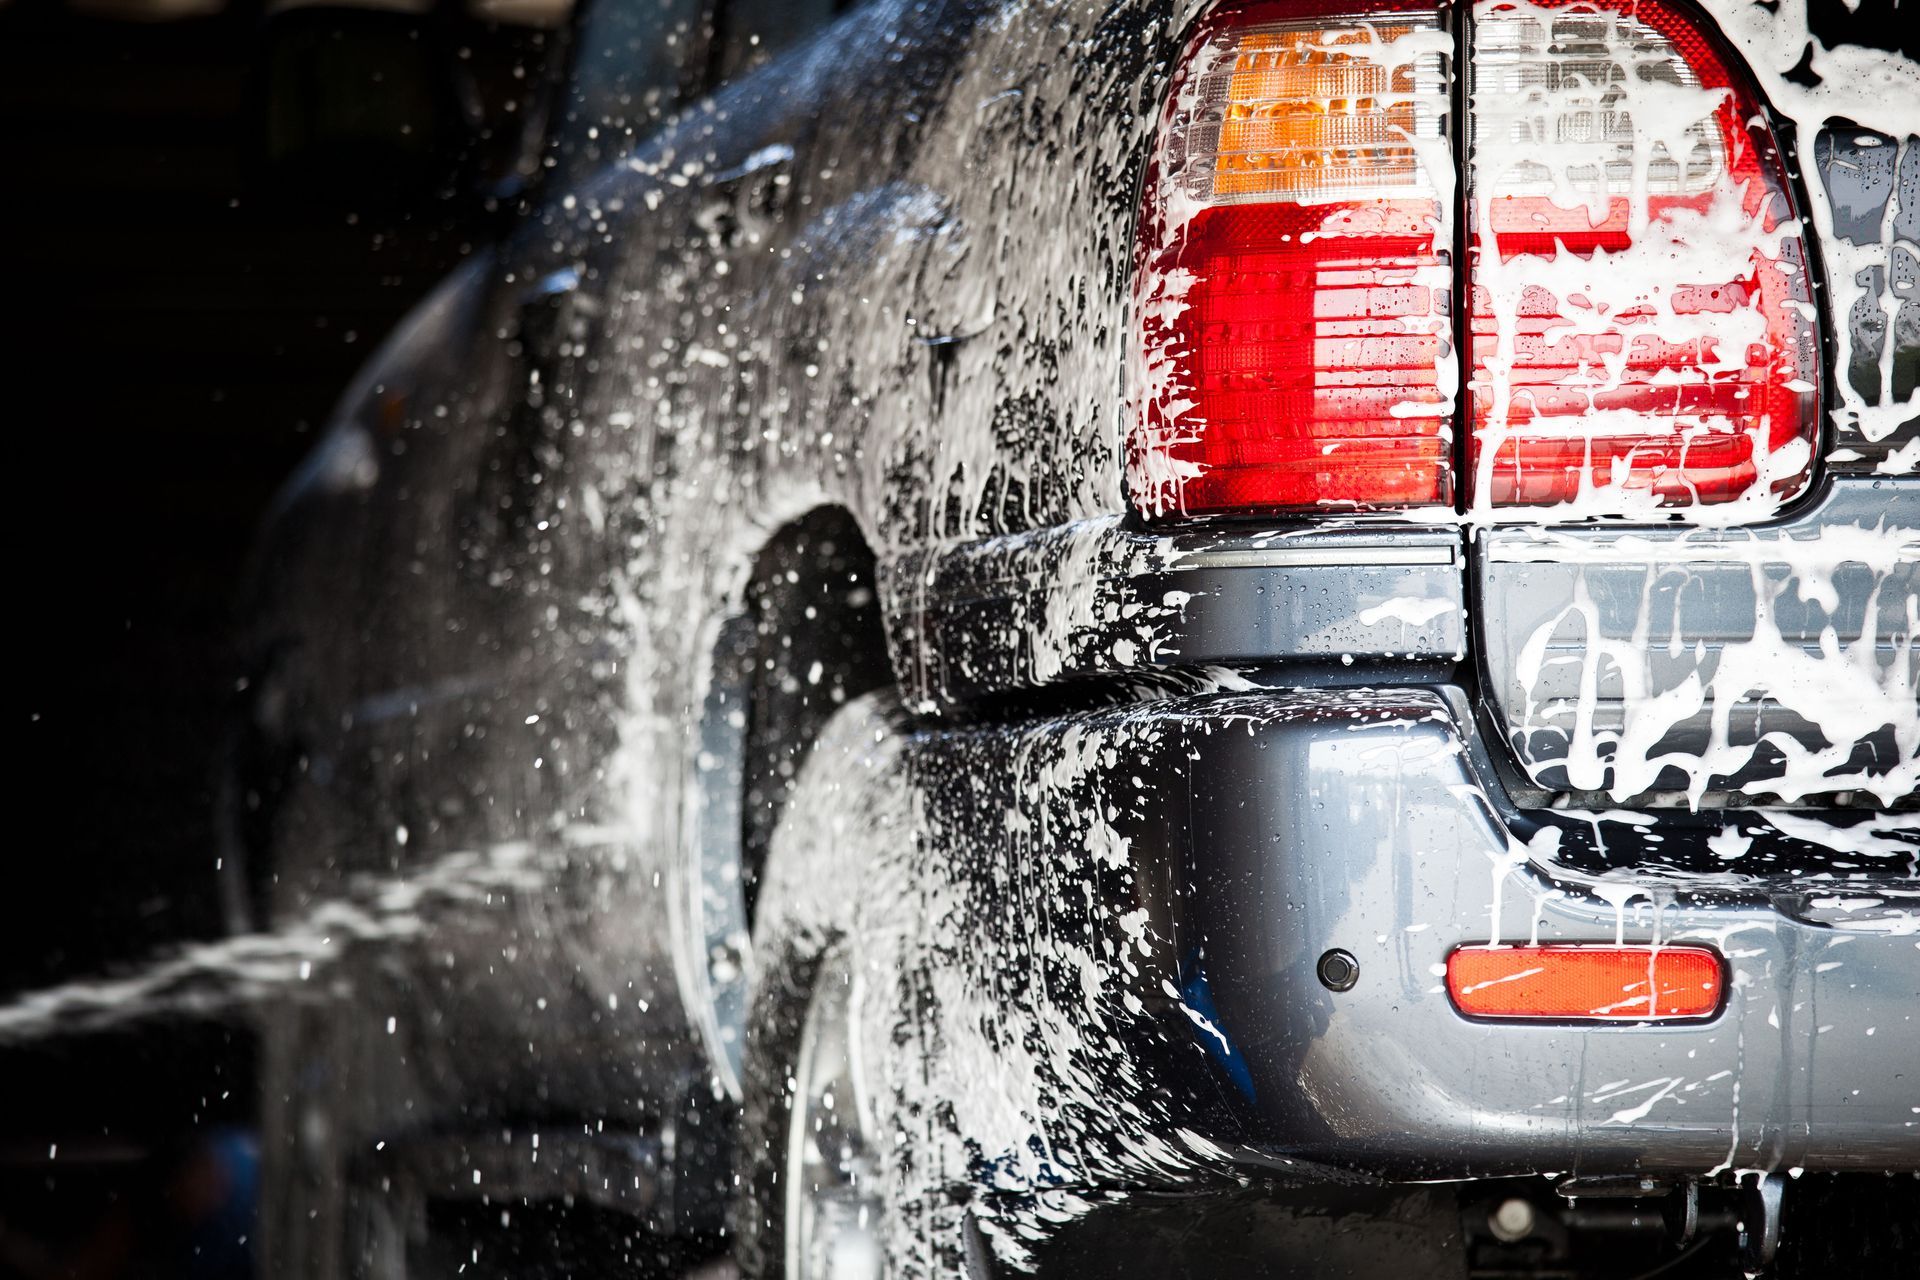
[3,3,482,1272]
[6,4,476,999]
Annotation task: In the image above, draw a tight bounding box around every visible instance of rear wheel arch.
[737,505,892,912]
[683,503,891,1097]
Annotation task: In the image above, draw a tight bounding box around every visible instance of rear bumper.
[1172,687,1916,1177]
[934,685,1919,1185]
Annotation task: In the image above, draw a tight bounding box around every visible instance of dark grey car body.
[235,0,1918,1275]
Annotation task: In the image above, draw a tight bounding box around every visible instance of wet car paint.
[222,0,1917,1275]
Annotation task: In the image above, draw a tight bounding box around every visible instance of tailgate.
[1477,479,1916,806]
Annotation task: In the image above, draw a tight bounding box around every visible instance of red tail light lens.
[1129,0,1457,517]
[1465,0,1819,511]
[1447,944,1724,1020]
[1129,0,1820,522]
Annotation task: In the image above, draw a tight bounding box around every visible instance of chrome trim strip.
[1174,544,1458,570]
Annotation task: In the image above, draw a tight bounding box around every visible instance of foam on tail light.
[1129,0,1456,516]
[1466,0,1819,512]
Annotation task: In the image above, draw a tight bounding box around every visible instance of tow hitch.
[1463,1172,1790,1277]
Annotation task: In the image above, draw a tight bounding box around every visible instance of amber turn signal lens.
[1446,945,1723,1021]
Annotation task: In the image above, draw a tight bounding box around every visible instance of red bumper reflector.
[1446,945,1723,1021]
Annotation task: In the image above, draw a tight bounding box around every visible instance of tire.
[734,938,824,1280]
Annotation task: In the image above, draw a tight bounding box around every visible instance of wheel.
[735,947,889,1280]
[783,956,887,1280]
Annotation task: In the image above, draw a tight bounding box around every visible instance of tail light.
[1447,944,1724,1020]
[1129,0,1457,517]
[1128,0,1819,520]
[1466,0,1818,510]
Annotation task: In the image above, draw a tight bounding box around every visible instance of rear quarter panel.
[240,0,1185,1134]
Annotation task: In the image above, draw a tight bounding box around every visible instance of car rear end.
[885,0,1916,1271]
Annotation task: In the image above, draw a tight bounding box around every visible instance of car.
[229,0,1920,1275]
